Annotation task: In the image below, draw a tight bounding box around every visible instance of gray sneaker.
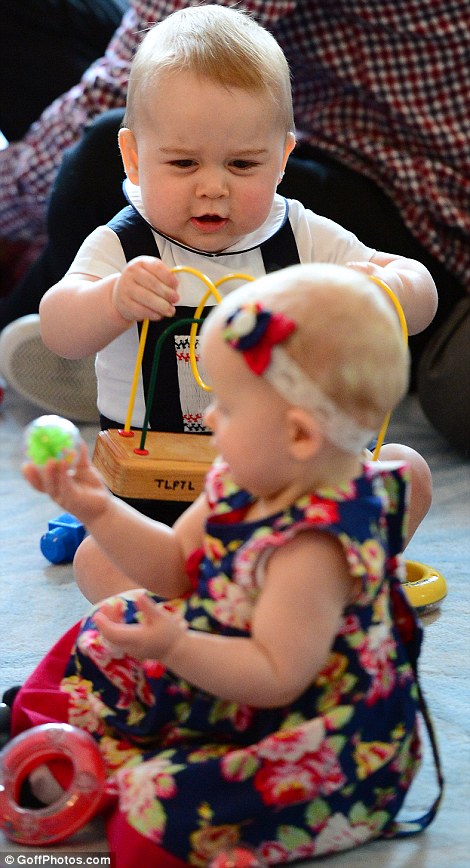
[0,314,98,423]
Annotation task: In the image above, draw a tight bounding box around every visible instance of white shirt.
[67,185,375,427]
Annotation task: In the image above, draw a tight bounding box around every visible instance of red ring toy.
[0,723,106,845]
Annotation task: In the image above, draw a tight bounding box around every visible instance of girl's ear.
[118,127,139,184]
[286,407,324,460]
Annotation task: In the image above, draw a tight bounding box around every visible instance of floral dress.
[14,460,433,865]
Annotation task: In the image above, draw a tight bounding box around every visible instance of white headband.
[222,302,376,454]
[264,346,376,453]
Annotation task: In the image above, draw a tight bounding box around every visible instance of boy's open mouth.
[191,214,228,232]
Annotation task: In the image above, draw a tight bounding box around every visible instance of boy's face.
[119,70,295,252]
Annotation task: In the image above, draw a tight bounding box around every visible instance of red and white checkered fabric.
[1,0,468,285]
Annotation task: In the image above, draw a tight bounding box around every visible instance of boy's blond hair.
[219,263,410,434]
[124,5,294,135]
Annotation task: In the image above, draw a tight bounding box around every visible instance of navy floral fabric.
[61,459,426,864]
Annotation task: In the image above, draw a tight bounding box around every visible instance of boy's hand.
[93,592,188,661]
[112,256,179,323]
[22,442,110,526]
[346,259,405,300]
[347,251,438,335]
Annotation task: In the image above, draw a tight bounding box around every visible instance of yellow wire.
[214,272,254,289]
[122,318,149,433]
[122,267,213,431]
[121,267,255,429]
[189,272,255,391]
[189,286,222,391]
[368,276,408,343]
[367,276,409,460]
[121,269,408,451]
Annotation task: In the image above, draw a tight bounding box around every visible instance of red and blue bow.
[223,302,297,375]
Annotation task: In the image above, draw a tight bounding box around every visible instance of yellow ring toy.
[402,561,448,613]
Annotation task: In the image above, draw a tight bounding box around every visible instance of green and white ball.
[24,415,82,467]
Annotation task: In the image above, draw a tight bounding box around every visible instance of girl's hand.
[94,592,188,661]
[112,256,179,323]
[22,442,110,525]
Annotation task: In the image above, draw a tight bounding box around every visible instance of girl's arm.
[39,256,179,359]
[94,529,355,708]
[23,444,207,599]
[349,251,438,335]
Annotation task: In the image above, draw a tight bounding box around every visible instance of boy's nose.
[196,168,228,199]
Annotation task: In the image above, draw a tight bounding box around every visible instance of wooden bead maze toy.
[93,267,253,502]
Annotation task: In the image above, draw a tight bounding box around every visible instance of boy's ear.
[278,132,296,183]
[118,127,139,184]
[286,406,324,460]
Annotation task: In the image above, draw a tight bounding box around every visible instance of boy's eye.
[170,159,196,168]
[231,160,258,170]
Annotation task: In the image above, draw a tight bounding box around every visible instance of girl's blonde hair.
[124,5,294,135]
[218,263,410,434]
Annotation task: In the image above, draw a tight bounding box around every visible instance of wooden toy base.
[93,429,216,501]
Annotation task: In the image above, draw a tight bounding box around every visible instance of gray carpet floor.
[1,387,469,866]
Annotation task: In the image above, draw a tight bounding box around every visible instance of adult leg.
[279,145,466,375]
[279,145,469,453]
[0,0,128,141]
[0,109,126,423]
[416,299,470,455]
[0,108,126,329]
[37,107,127,280]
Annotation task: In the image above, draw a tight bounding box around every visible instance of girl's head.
[201,264,409,489]
[119,6,295,253]
[124,5,294,136]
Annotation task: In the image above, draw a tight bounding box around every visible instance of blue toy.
[40,513,86,565]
